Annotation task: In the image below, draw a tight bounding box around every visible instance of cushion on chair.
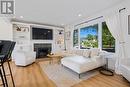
[0,44,3,53]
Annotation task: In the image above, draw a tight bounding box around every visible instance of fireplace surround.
[34,43,52,58]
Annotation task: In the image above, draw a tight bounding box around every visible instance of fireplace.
[34,43,52,58]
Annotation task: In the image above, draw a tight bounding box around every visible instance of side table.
[99,53,114,76]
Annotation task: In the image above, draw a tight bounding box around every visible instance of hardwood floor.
[4,61,56,87]
[72,73,130,87]
[4,60,130,87]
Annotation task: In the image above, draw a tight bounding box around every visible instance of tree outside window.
[102,22,115,52]
[80,24,98,49]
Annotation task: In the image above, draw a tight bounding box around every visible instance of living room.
[0,0,130,87]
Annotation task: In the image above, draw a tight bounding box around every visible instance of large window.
[102,22,115,52]
[73,29,79,47]
[80,24,98,49]
[73,21,116,53]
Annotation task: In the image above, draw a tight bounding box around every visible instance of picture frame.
[65,31,71,40]
[128,15,130,35]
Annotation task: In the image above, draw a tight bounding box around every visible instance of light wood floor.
[3,60,130,87]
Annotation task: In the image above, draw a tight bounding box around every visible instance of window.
[102,22,115,52]
[73,29,79,47]
[80,24,98,49]
[73,21,116,53]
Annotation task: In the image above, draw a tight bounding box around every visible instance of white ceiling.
[14,0,123,26]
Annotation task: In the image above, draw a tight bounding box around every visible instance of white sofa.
[61,48,106,78]
[12,45,36,66]
[120,58,130,82]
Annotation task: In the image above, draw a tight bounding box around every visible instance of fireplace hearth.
[34,43,52,58]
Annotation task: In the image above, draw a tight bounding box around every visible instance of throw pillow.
[68,50,73,54]
[75,50,80,55]
[79,50,84,55]
[90,48,100,58]
[83,50,90,58]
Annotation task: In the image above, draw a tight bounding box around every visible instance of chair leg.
[1,63,8,87]
[0,68,6,87]
[7,61,15,87]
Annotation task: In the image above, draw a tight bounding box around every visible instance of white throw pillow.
[90,48,100,58]
[67,50,73,54]
[75,50,79,55]
[74,50,78,55]
[82,50,90,58]
[79,50,84,55]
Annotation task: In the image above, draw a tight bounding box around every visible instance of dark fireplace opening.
[34,43,52,58]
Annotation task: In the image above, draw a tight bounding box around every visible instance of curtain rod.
[74,8,126,27]
[119,8,126,12]
[74,16,103,27]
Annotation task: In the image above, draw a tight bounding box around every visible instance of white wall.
[0,18,13,40]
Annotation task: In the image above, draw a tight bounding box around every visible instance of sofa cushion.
[62,55,91,65]
[90,48,100,58]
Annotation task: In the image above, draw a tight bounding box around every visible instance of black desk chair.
[0,40,16,87]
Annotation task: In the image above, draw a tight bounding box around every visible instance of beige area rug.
[39,61,99,87]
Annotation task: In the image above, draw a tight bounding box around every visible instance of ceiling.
[14,0,124,26]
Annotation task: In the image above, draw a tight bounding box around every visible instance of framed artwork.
[128,15,130,35]
[65,31,71,40]
[16,27,29,32]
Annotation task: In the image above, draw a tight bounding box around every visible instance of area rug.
[39,62,99,87]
